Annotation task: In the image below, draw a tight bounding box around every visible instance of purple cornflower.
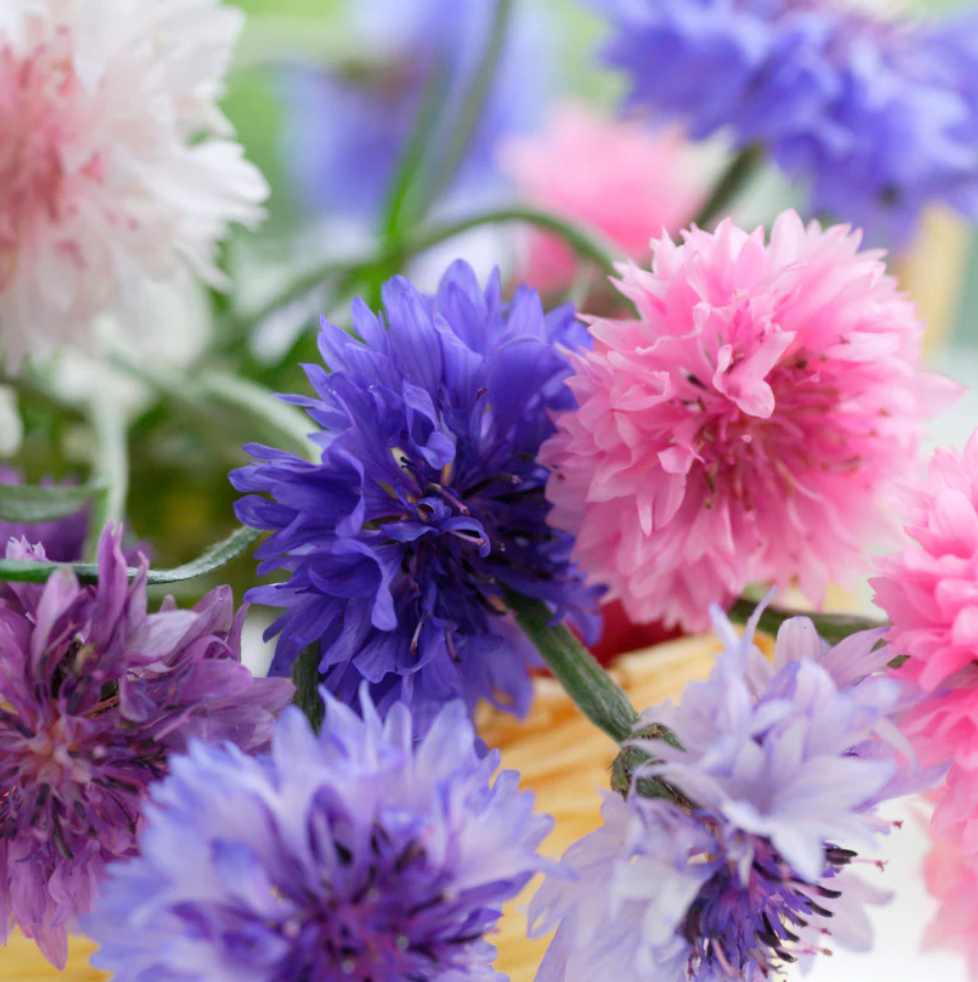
[592,0,978,242]
[280,0,552,222]
[0,527,294,969]
[85,688,552,982]
[231,260,601,732]
[530,607,942,981]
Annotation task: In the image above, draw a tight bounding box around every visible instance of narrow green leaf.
[0,525,262,585]
[0,482,107,524]
[410,0,514,222]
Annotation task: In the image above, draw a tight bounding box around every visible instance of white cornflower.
[0,0,268,370]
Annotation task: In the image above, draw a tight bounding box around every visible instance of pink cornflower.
[0,0,267,370]
[543,210,954,631]
[872,428,978,968]
[499,102,703,294]
[874,430,978,693]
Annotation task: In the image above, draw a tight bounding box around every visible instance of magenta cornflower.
[0,527,294,968]
[543,209,955,631]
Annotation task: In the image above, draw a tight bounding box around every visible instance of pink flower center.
[0,32,87,288]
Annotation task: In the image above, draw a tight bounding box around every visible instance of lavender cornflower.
[85,688,552,982]
[280,0,552,221]
[0,527,294,969]
[530,607,942,981]
[593,0,978,242]
[231,260,601,732]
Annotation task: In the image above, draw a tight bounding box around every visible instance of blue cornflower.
[592,0,978,242]
[529,607,943,981]
[231,260,601,731]
[280,0,552,221]
[85,689,552,982]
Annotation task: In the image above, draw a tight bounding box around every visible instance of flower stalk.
[727,596,887,644]
[505,590,638,744]
[693,143,764,228]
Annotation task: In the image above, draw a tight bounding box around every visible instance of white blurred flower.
[0,385,22,457]
[0,0,268,371]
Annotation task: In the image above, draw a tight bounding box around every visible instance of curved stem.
[505,590,638,744]
[693,144,764,229]
[727,596,887,645]
[217,205,623,354]
[410,206,621,280]
[0,524,262,585]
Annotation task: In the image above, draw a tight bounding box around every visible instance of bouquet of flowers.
[2,0,978,980]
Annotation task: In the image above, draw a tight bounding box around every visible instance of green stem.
[213,261,363,357]
[411,0,514,222]
[83,389,130,560]
[381,53,453,241]
[505,590,638,744]
[109,350,317,463]
[0,524,262,585]
[727,597,887,645]
[411,206,621,280]
[693,144,764,229]
[216,205,623,353]
[292,644,325,733]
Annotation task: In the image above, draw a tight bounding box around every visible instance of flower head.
[0,0,267,370]
[543,210,953,631]
[591,0,978,241]
[232,260,601,732]
[499,102,703,294]
[280,0,551,221]
[873,429,978,694]
[529,607,930,981]
[85,689,551,982]
[0,527,294,968]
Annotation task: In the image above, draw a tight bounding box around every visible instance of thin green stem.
[727,596,887,645]
[213,261,363,357]
[411,0,514,222]
[694,144,764,229]
[381,54,453,241]
[411,206,621,280]
[0,525,262,585]
[215,205,623,354]
[505,590,638,744]
[109,349,317,463]
[83,390,129,560]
